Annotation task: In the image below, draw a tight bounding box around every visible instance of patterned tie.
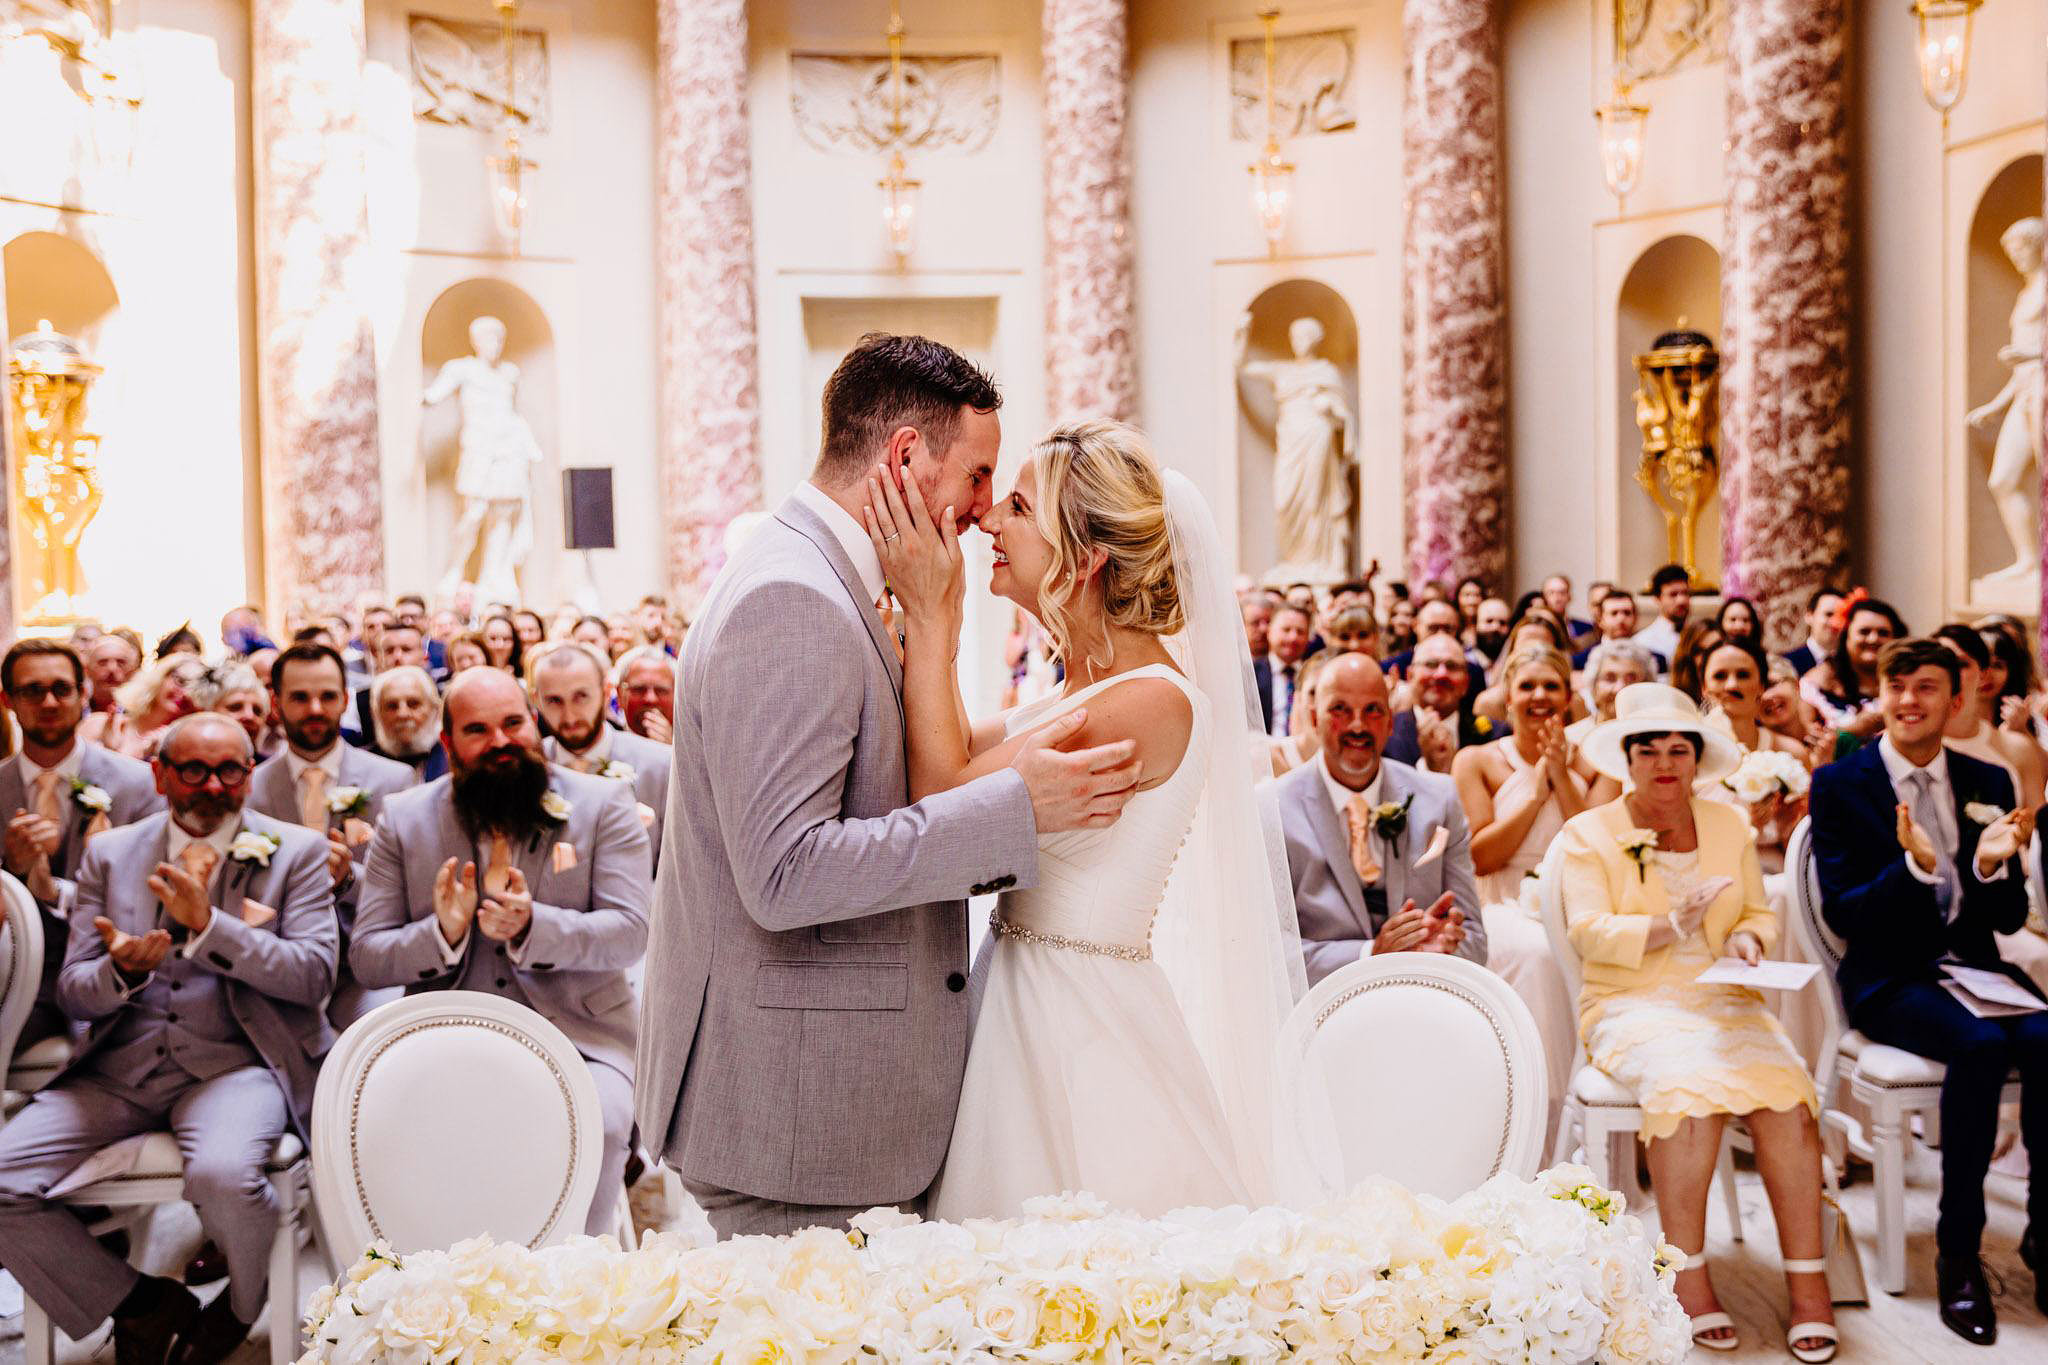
[1905,769,1957,921]
[179,840,220,892]
[483,831,514,897]
[297,765,329,830]
[568,750,602,776]
[31,770,64,826]
[1276,666,1296,733]
[1343,793,1383,886]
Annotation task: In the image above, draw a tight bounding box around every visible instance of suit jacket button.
[495,977,508,989]
[946,972,966,992]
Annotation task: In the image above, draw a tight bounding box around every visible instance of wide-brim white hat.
[1580,682,1743,785]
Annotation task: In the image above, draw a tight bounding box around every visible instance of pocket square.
[551,841,579,873]
[636,802,656,830]
[344,817,374,848]
[240,898,277,928]
[1412,825,1449,870]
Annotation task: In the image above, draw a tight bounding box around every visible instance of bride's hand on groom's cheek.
[865,462,962,617]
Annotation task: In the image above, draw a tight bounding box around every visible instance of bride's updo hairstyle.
[1031,418,1183,667]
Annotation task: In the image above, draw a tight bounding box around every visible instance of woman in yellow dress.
[1558,683,1835,1362]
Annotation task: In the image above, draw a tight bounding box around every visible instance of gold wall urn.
[6,322,107,627]
[1631,324,1720,590]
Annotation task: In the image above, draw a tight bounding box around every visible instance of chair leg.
[22,1296,53,1365]
[1582,1111,1613,1190]
[1870,1112,1909,1296]
[1715,1137,1743,1242]
[268,1173,303,1364]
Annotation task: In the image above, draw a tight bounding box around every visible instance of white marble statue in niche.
[1966,216,2044,595]
[1236,313,1356,585]
[424,316,543,606]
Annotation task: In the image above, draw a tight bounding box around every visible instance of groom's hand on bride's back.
[1011,708,1143,833]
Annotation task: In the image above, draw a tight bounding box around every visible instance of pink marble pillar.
[1042,0,1135,422]
[1718,0,1850,646]
[2040,56,2048,668]
[250,0,384,617]
[657,0,763,602]
[1401,0,1507,590]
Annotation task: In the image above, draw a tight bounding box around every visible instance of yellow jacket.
[1556,796,1776,1025]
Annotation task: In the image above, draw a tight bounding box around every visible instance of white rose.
[697,1310,804,1364]
[372,1278,473,1355]
[973,1283,1039,1351]
[848,1205,921,1240]
[1021,1190,1110,1222]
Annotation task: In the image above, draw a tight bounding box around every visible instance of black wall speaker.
[563,467,615,550]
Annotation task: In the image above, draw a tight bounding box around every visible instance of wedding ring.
[883,532,900,542]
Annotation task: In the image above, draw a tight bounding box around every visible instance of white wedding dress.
[926,663,1253,1220]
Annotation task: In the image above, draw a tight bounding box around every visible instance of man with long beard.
[350,668,650,1234]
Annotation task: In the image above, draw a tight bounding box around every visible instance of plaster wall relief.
[1227,26,1356,139]
[789,52,1001,157]
[408,12,550,133]
[1617,0,1725,85]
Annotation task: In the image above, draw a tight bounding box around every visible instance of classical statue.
[1631,324,1720,589]
[423,316,543,606]
[1235,313,1356,585]
[5,321,106,625]
[1966,216,2044,591]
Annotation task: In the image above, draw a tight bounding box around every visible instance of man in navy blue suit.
[1810,637,2046,1345]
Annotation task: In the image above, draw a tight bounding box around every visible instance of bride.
[862,417,1306,1218]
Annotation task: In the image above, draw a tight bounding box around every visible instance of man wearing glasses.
[0,712,336,1365]
[0,638,162,1050]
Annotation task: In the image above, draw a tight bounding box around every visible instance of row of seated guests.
[0,639,667,1364]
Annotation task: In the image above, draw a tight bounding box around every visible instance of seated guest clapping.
[350,668,650,1235]
[1270,653,1486,983]
[0,714,336,1365]
[1810,638,2044,1345]
[1559,684,1832,1360]
[1385,633,1494,773]
[529,642,670,872]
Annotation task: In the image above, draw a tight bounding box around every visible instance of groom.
[637,333,1147,1238]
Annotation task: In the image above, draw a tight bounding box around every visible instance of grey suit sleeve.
[55,841,138,1020]
[516,787,649,971]
[1440,800,1488,966]
[701,582,1039,933]
[1304,937,1368,984]
[190,843,338,1006]
[349,813,459,987]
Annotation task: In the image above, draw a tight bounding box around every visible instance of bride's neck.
[1061,607,1159,689]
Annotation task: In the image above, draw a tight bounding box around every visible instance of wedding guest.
[1244,594,1276,725]
[0,640,162,1049]
[1803,596,1904,738]
[1669,621,1726,704]
[83,631,142,718]
[1263,603,1314,735]
[1568,640,1656,750]
[1269,653,1485,982]
[351,668,649,1235]
[1702,639,1808,763]
[349,621,431,740]
[190,662,276,762]
[0,713,335,1365]
[366,665,447,783]
[1633,564,1693,660]
[1810,638,2044,1343]
[530,642,669,872]
[1715,596,1762,649]
[1761,656,1822,749]
[1474,616,1576,729]
[219,605,273,658]
[481,612,524,676]
[1561,685,1832,1359]
[446,631,490,676]
[1783,589,1845,678]
[616,646,676,743]
[1976,619,2042,737]
[1574,588,1666,674]
[636,594,678,657]
[1386,633,1495,772]
[154,624,203,661]
[1469,597,1512,674]
[605,614,638,660]
[1454,575,1487,638]
[1380,597,1463,679]
[1325,603,1379,657]
[1934,624,2045,807]
[1268,651,1331,778]
[570,615,611,654]
[104,653,207,759]
[1541,573,1596,645]
[1384,595,1418,656]
[512,609,547,652]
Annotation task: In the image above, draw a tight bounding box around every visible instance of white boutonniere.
[69,778,112,815]
[540,791,572,824]
[1964,801,2007,826]
[599,760,636,783]
[326,786,369,819]
[1618,828,1659,883]
[228,831,282,867]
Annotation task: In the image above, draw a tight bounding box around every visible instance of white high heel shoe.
[1677,1251,1739,1352]
[1783,1257,1840,1363]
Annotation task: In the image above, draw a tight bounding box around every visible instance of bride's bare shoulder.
[1045,672,1195,788]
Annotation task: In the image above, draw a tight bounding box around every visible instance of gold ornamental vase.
[6,322,107,627]
[1631,324,1719,590]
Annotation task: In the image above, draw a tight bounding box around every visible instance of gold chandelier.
[485,0,538,250]
[1594,2,1648,206]
[878,0,920,262]
[1909,0,1983,124]
[1246,6,1295,255]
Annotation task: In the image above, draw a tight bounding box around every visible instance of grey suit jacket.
[1269,756,1488,983]
[549,727,671,873]
[56,810,337,1135]
[349,768,650,1080]
[636,493,1041,1209]
[245,745,416,930]
[0,742,163,907]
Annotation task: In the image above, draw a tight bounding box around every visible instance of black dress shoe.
[170,1292,252,1365]
[109,1279,199,1365]
[1936,1254,1998,1346]
[180,1238,227,1287]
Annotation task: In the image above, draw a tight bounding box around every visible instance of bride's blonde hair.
[1030,418,1183,669]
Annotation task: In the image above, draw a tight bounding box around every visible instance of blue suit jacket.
[1809,743,2032,1017]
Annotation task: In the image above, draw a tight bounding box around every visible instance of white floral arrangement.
[69,778,112,815]
[326,785,370,818]
[1720,750,1811,806]
[227,830,282,867]
[299,1167,1688,1365]
[540,791,572,824]
[600,760,638,783]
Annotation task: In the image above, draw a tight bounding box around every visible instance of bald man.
[1264,654,1486,983]
[350,669,650,1235]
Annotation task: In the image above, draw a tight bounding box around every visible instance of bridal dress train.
[926,663,1252,1220]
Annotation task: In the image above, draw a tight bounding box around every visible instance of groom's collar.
[791,480,884,605]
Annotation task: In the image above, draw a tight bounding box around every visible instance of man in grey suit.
[0,638,163,1048]
[528,641,669,872]
[351,667,650,1235]
[636,333,1144,1240]
[0,713,336,1365]
[244,643,414,1027]
[1268,653,1487,983]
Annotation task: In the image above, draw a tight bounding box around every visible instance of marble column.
[1043,0,1135,422]
[1401,0,1507,590]
[658,0,763,602]
[250,0,384,617]
[1718,0,1850,646]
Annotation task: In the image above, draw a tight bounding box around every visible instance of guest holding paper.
[1810,637,2045,1345]
[1559,683,1831,1361]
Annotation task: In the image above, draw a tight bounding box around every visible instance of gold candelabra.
[1631,323,1720,590]
[6,321,107,626]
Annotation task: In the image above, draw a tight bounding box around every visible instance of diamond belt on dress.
[989,911,1151,961]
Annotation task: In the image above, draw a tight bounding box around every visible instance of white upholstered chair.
[310,991,604,1264]
[0,872,68,1106]
[1536,851,1745,1238]
[1784,817,2022,1295]
[1273,952,1548,1201]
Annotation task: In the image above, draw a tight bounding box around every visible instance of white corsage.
[539,791,572,824]
[325,785,369,818]
[70,779,112,815]
[1618,828,1659,883]
[1720,750,1811,806]
[1965,801,2007,826]
[228,831,282,867]
[598,760,636,783]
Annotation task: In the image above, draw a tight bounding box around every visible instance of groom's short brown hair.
[815,333,1001,484]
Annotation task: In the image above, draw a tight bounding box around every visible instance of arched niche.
[1615,234,1722,592]
[1962,153,2043,588]
[2,231,118,349]
[418,279,558,602]
[1234,278,1360,582]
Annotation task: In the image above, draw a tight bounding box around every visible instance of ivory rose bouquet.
[300,1167,1688,1364]
[1720,749,1810,807]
